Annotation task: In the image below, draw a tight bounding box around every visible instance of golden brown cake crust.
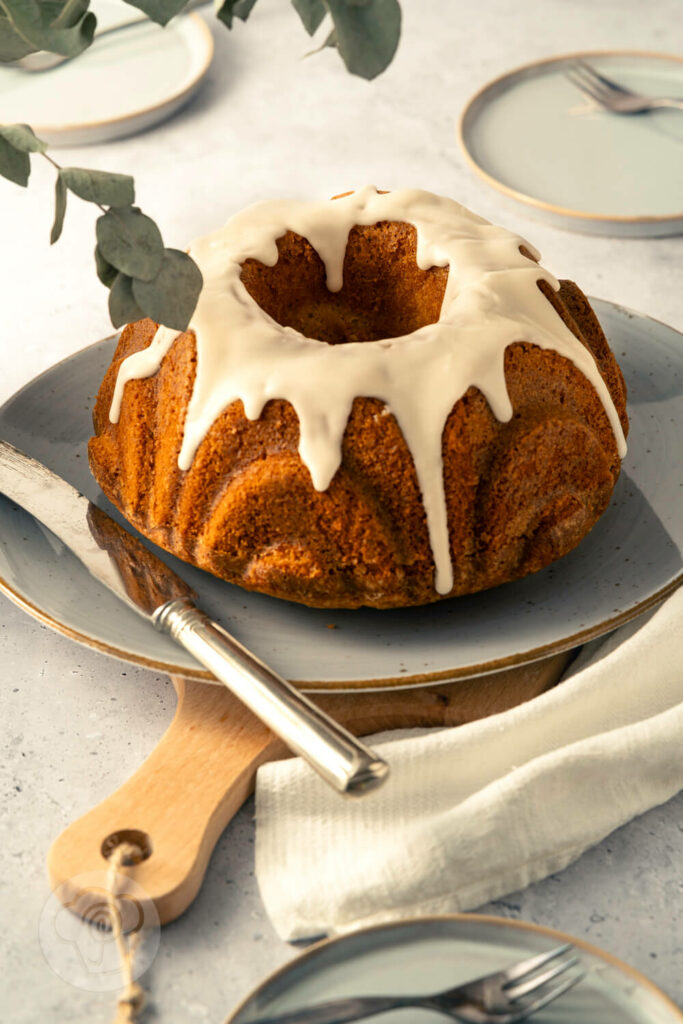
[89,221,628,609]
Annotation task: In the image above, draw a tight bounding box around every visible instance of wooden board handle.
[48,652,572,925]
[48,677,285,925]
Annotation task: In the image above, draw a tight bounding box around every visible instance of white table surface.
[1,1,682,1020]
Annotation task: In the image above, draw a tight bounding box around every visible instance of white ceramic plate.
[0,1,214,146]
[0,300,681,690]
[227,915,683,1024]
[459,51,683,236]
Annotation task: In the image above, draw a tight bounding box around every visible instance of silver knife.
[0,439,389,796]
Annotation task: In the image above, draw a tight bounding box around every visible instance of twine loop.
[105,841,147,1023]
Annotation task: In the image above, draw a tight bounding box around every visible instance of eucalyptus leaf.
[50,172,67,243]
[291,0,325,35]
[132,248,202,331]
[96,206,164,281]
[216,0,258,29]
[119,0,188,26]
[0,123,47,153]
[50,0,90,29]
[0,0,96,57]
[61,167,134,207]
[325,0,400,79]
[0,135,30,186]
[95,246,117,287]
[109,272,145,328]
[0,12,36,59]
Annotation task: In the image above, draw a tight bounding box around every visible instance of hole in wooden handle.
[101,829,153,865]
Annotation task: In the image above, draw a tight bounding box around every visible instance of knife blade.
[0,439,389,795]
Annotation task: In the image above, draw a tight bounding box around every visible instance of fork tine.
[511,968,586,1021]
[504,954,580,1000]
[575,59,631,95]
[566,66,609,103]
[500,943,573,985]
[566,68,603,101]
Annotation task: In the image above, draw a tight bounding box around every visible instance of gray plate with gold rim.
[459,51,683,236]
[226,916,683,1024]
[0,299,681,691]
[1,2,214,147]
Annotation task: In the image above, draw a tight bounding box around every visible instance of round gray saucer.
[228,916,683,1024]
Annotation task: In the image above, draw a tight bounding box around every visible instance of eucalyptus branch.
[0,0,402,81]
[0,124,202,332]
[0,0,404,333]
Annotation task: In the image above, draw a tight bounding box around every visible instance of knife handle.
[153,597,389,795]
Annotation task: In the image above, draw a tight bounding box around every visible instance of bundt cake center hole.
[240,221,449,344]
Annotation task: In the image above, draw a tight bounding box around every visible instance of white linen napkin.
[255,589,683,941]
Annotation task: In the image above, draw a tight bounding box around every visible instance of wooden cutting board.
[47,652,572,925]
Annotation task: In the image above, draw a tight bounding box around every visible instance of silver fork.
[566,60,683,114]
[246,943,585,1024]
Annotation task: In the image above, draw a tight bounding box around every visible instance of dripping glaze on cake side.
[107,187,627,597]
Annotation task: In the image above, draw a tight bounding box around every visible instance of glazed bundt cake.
[89,187,628,609]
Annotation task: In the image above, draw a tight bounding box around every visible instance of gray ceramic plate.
[0,299,681,691]
[1,1,213,146]
[227,916,683,1024]
[459,51,683,236]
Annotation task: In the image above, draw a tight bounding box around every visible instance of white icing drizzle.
[109,187,627,595]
